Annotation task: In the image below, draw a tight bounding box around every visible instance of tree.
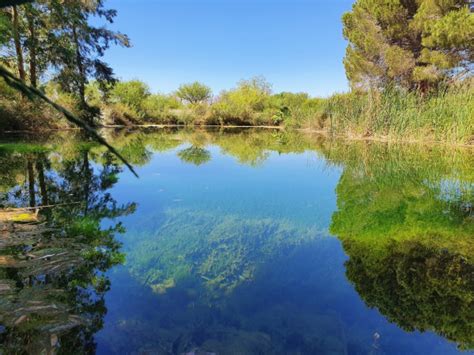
[10,5,26,82]
[47,0,130,109]
[211,76,273,125]
[237,75,272,95]
[342,0,474,90]
[110,80,150,111]
[0,2,137,176]
[176,81,212,104]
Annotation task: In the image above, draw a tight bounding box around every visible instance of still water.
[0,128,472,354]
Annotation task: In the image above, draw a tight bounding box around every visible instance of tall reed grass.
[314,80,474,145]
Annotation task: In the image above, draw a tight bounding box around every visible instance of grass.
[312,81,474,145]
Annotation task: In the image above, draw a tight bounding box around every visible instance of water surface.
[0,128,472,354]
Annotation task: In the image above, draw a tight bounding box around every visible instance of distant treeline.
[2,75,472,144]
[0,0,473,144]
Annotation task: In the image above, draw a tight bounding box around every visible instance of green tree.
[142,93,182,122]
[110,80,150,111]
[342,0,474,90]
[0,2,137,175]
[47,0,130,109]
[211,76,274,125]
[176,81,212,104]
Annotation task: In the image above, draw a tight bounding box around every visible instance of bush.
[43,82,81,116]
[210,77,274,125]
[268,93,326,127]
[109,80,150,112]
[85,81,105,108]
[142,94,183,123]
[102,102,142,126]
[0,81,68,131]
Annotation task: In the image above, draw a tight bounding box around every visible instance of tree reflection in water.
[328,142,474,350]
[0,143,135,354]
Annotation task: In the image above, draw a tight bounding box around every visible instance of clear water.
[0,128,472,354]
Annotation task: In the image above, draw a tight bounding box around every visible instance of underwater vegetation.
[125,208,325,296]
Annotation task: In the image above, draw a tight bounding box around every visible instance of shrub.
[210,77,273,125]
[109,80,150,112]
[85,81,105,108]
[142,94,183,123]
[176,82,212,104]
[102,102,142,126]
[268,93,326,127]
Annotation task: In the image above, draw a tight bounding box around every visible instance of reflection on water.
[0,128,472,354]
[0,141,135,353]
[329,142,474,350]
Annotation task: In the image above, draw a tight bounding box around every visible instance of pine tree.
[343,0,474,91]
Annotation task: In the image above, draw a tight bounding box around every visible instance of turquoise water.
[0,128,472,354]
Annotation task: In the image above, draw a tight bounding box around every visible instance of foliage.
[176,81,212,104]
[47,0,130,104]
[268,92,326,127]
[0,144,136,353]
[310,80,474,144]
[210,77,277,125]
[342,239,474,350]
[109,80,150,113]
[142,93,183,123]
[96,77,326,128]
[84,80,105,108]
[342,0,474,90]
[0,10,10,45]
[328,140,474,349]
[0,3,137,175]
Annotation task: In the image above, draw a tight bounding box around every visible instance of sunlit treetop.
[342,0,474,90]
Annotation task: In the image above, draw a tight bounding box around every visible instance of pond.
[0,128,472,354]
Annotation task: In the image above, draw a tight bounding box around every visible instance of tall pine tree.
[343,0,474,91]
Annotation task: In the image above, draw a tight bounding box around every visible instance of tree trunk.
[27,159,36,208]
[26,6,37,88]
[82,150,91,216]
[72,24,86,107]
[11,5,26,82]
[36,160,48,206]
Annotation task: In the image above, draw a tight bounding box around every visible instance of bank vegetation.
[0,0,473,145]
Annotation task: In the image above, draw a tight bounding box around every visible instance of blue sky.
[101,0,354,97]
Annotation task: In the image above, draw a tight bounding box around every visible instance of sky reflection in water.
[96,129,473,354]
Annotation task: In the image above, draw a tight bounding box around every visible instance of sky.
[100,0,354,97]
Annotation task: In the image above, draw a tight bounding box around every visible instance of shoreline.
[1,124,473,149]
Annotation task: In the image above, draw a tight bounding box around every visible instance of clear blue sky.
[101,0,354,97]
